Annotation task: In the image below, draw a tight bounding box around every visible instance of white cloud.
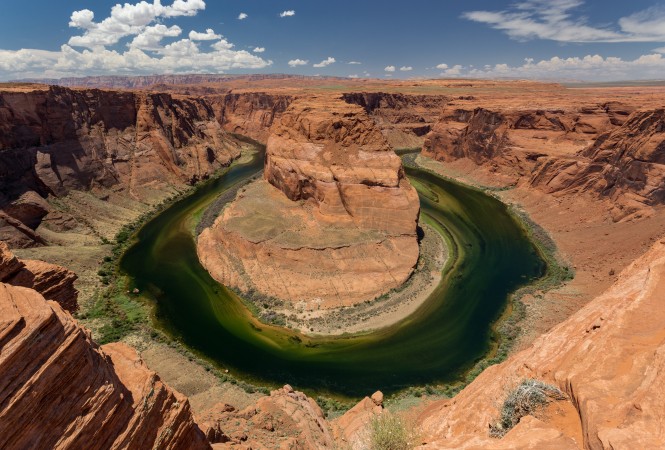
[253,47,265,53]
[400,66,413,71]
[0,0,271,80]
[189,29,221,41]
[441,64,464,76]
[348,61,361,65]
[288,58,308,67]
[238,12,248,20]
[68,0,207,49]
[435,63,449,70]
[348,74,359,78]
[437,53,665,81]
[463,0,665,43]
[313,56,335,68]
[280,10,295,18]
[129,24,182,50]
[384,65,396,72]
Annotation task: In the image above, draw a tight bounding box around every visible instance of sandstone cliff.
[415,239,665,449]
[0,280,209,449]
[0,85,242,247]
[422,104,665,221]
[199,97,420,307]
[342,92,448,149]
[0,241,77,312]
[212,92,293,143]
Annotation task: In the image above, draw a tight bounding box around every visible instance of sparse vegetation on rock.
[490,379,566,438]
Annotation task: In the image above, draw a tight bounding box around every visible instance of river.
[120,146,545,398]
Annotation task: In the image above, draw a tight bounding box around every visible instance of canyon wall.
[414,238,665,449]
[342,92,448,149]
[198,96,421,307]
[0,85,242,247]
[0,251,209,449]
[422,103,665,220]
[212,92,293,142]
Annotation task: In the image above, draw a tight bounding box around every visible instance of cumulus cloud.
[129,24,182,50]
[238,12,248,20]
[463,0,665,43]
[348,74,359,78]
[400,66,413,71]
[189,29,221,40]
[313,56,335,68]
[441,65,464,76]
[347,61,362,65]
[437,53,665,81]
[288,58,308,67]
[280,10,295,18]
[0,0,271,80]
[435,63,449,70]
[253,47,265,53]
[384,65,395,72]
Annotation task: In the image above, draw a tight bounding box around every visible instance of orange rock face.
[415,240,665,449]
[0,242,78,312]
[198,385,333,448]
[0,281,209,450]
[199,97,420,306]
[423,103,665,221]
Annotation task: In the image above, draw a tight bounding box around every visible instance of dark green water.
[120,149,545,398]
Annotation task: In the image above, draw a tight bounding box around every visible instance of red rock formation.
[0,281,209,450]
[199,97,420,306]
[531,108,665,220]
[0,85,242,246]
[342,92,448,149]
[415,239,665,449]
[422,104,665,220]
[198,385,333,449]
[0,242,78,312]
[212,92,293,142]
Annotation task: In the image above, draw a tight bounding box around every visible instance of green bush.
[369,414,415,450]
[490,379,566,438]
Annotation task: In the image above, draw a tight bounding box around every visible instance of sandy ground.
[279,223,448,336]
[139,342,263,414]
[415,154,665,350]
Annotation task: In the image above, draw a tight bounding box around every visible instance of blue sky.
[2,0,665,81]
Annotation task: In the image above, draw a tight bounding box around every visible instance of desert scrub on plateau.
[490,379,566,438]
[368,413,417,450]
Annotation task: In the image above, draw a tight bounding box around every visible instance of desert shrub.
[490,379,566,438]
[369,414,415,450]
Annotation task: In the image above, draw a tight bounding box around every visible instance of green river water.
[120,148,545,398]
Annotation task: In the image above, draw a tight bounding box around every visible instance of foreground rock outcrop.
[0,281,209,449]
[0,242,77,312]
[0,85,242,247]
[199,97,420,306]
[416,239,665,449]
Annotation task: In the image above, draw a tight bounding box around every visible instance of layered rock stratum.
[414,238,665,449]
[423,102,665,221]
[198,97,420,306]
[0,242,78,312]
[0,284,208,449]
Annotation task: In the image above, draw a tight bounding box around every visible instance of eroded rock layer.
[416,239,665,449]
[0,242,78,312]
[0,281,209,450]
[199,97,420,306]
[423,103,665,221]
[0,85,242,247]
